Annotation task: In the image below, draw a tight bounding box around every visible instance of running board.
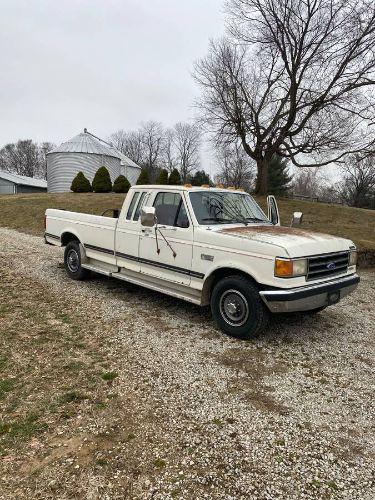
[81,264,113,276]
[81,264,202,305]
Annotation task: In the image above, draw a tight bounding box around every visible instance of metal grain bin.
[47,129,141,192]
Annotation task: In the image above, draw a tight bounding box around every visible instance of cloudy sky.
[0,0,225,172]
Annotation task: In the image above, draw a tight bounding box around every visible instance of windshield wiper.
[201,217,232,224]
[243,217,268,223]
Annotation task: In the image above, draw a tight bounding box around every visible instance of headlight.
[349,249,357,266]
[275,257,307,278]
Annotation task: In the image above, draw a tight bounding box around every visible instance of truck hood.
[217,225,353,257]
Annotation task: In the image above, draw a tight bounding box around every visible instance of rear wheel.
[210,275,269,339]
[64,241,89,280]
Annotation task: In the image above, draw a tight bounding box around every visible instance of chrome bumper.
[260,274,360,313]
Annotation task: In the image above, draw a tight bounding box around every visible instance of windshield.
[189,191,269,225]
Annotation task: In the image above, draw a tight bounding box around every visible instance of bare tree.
[215,143,255,191]
[339,154,375,207]
[109,129,144,165]
[162,128,177,172]
[292,167,327,198]
[0,140,47,178]
[140,121,165,177]
[194,0,375,194]
[173,122,201,182]
[109,129,128,153]
[39,142,55,179]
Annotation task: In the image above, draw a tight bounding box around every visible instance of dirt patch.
[215,348,290,415]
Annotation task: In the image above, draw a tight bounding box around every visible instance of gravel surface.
[0,227,374,499]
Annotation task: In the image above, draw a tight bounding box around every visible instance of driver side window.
[153,192,190,228]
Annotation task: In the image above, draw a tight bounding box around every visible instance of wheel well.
[61,232,80,246]
[201,267,258,306]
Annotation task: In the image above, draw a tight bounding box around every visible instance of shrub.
[92,166,112,193]
[191,170,211,186]
[168,168,181,185]
[156,169,169,184]
[70,171,92,193]
[136,169,150,185]
[113,175,131,193]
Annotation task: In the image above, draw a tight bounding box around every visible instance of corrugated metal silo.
[47,129,141,192]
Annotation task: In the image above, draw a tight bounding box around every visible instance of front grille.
[307,251,349,281]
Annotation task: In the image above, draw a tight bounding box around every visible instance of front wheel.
[210,275,269,339]
[64,241,89,280]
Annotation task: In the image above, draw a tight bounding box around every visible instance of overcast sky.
[0,0,225,173]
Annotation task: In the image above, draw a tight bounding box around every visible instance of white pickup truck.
[45,185,359,339]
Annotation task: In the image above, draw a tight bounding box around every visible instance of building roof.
[48,129,141,170]
[0,170,47,188]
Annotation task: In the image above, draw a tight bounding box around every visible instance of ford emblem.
[327,262,336,270]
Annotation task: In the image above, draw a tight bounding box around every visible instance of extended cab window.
[153,192,189,228]
[133,192,147,221]
[126,192,139,220]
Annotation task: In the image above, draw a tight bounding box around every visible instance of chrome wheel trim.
[67,249,79,273]
[219,289,249,327]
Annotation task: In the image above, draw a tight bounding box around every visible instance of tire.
[210,275,269,339]
[64,241,89,280]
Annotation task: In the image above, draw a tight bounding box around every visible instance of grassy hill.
[0,192,374,257]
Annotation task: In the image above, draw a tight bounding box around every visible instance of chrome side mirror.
[141,206,156,227]
[291,211,303,227]
[267,195,280,226]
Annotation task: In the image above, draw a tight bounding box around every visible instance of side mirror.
[267,195,280,226]
[291,211,303,227]
[141,206,156,227]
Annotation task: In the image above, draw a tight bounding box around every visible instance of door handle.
[158,226,177,231]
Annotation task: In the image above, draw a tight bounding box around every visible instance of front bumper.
[260,274,360,313]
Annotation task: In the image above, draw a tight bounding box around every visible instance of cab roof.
[132,184,246,193]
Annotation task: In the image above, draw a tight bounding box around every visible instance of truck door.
[138,191,193,285]
[115,189,149,272]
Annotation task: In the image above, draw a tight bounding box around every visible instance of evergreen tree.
[156,168,169,184]
[267,155,292,195]
[136,168,150,185]
[70,171,92,193]
[191,170,211,186]
[168,168,181,185]
[92,166,112,193]
[113,175,131,193]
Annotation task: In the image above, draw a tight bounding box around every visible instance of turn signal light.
[275,258,293,277]
[275,258,307,278]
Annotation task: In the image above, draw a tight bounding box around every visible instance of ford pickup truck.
[45,185,359,339]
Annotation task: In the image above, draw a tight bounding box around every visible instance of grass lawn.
[0,192,374,251]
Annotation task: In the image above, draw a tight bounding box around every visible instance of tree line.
[109,120,202,183]
[0,140,55,179]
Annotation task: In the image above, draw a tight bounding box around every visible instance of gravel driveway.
[0,227,374,499]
